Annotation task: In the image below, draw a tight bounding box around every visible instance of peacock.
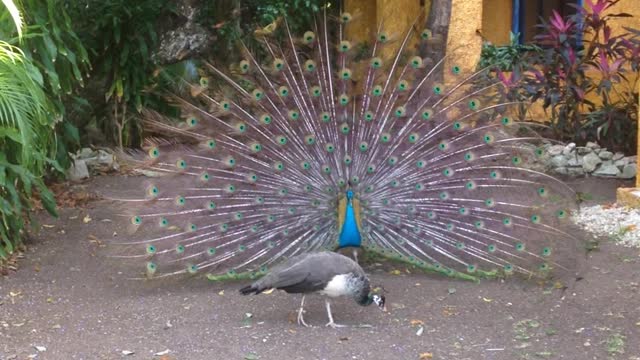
[109,8,580,283]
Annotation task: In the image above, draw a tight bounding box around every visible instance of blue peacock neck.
[338,189,362,248]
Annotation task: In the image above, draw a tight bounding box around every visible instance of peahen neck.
[354,276,373,306]
[338,191,362,248]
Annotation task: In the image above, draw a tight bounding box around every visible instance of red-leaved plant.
[497,0,638,154]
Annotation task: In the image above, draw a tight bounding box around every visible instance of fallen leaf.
[83,215,92,223]
[34,346,46,352]
[390,269,401,275]
[482,297,493,302]
[263,288,275,294]
[244,353,258,360]
[419,352,433,359]
[443,305,457,317]
[410,319,424,326]
[218,290,224,296]
[154,349,170,356]
[42,224,55,228]
[416,326,424,336]
[9,291,21,297]
[122,350,135,356]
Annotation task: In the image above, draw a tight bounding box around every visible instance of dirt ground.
[0,175,638,360]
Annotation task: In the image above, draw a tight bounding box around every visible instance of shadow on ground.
[0,176,638,359]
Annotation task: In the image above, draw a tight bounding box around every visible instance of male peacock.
[111,9,580,283]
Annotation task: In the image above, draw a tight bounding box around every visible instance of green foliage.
[200,0,331,62]
[0,41,58,259]
[2,0,89,169]
[478,32,541,72]
[0,0,87,258]
[67,0,174,148]
[0,153,57,259]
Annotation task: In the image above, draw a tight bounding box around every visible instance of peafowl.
[110,8,579,283]
[239,251,385,328]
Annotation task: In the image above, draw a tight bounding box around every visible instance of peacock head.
[346,189,354,200]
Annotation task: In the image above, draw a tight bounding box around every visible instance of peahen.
[239,251,386,328]
[110,9,579,283]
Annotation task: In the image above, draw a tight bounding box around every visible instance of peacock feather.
[109,9,579,282]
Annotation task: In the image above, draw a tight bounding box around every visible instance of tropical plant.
[492,0,638,154]
[66,0,174,149]
[0,4,58,259]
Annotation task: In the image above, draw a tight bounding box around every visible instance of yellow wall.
[344,0,427,58]
[482,0,512,45]
[446,1,484,74]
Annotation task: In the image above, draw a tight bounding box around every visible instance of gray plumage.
[239,251,385,327]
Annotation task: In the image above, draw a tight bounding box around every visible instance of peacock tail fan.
[106,9,581,283]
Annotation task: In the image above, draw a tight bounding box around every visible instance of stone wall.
[543,142,637,179]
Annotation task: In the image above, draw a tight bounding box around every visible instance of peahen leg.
[297,295,310,327]
[324,300,346,328]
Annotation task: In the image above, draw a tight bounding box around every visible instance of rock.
[547,145,565,156]
[152,1,215,65]
[567,167,585,176]
[598,150,613,160]
[585,141,600,149]
[582,152,602,172]
[626,156,637,164]
[568,155,582,167]
[562,142,576,156]
[615,159,627,168]
[619,163,637,179]
[577,147,592,155]
[593,162,621,177]
[553,167,568,175]
[551,155,569,168]
[612,152,625,161]
[78,147,94,158]
[67,159,89,181]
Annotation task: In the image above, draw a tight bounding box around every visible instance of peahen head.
[358,291,386,311]
[370,293,386,311]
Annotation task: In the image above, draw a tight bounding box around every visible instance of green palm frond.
[1,0,23,37]
[0,41,52,170]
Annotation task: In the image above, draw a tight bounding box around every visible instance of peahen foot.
[324,300,347,328]
[297,295,310,327]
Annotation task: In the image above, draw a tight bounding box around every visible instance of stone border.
[544,142,636,179]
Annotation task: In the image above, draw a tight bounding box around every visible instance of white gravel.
[572,205,640,247]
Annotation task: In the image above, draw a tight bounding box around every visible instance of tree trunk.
[423,0,451,61]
